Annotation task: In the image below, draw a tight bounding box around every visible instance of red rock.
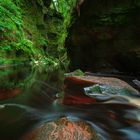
[0,88,22,100]
[21,117,99,140]
[63,76,139,105]
[65,75,139,93]
[63,94,96,105]
[63,76,96,105]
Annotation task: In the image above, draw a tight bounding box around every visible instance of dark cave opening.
[65,0,140,76]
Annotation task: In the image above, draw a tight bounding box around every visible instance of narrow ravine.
[0,0,140,140]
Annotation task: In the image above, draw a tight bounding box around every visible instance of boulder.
[63,76,139,105]
[21,117,99,140]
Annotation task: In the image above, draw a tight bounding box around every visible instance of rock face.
[66,0,140,75]
[0,0,75,65]
[21,117,99,140]
[63,75,139,105]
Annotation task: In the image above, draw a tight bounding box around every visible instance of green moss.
[0,0,76,69]
[0,0,35,60]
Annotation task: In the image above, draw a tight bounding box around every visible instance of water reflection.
[0,63,139,140]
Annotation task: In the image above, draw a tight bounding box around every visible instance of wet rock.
[65,76,139,94]
[63,93,96,105]
[63,76,139,105]
[84,84,140,105]
[63,76,97,105]
[21,117,99,140]
[133,79,140,88]
[0,88,22,100]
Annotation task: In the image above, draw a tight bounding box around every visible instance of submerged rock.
[21,117,99,140]
[0,88,22,100]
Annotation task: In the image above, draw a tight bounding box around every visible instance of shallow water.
[0,63,140,140]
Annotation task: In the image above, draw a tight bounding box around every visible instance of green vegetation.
[44,0,77,67]
[0,0,76,69]
[0,0,34,58]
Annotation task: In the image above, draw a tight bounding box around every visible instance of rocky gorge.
[0,0,140,140]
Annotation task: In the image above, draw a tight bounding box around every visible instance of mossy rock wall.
[0,0,76,65]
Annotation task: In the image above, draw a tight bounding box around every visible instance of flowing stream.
[0,63,140,140]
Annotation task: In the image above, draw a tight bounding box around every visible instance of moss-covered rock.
[0,0,76,68]
[0,0,35,59]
